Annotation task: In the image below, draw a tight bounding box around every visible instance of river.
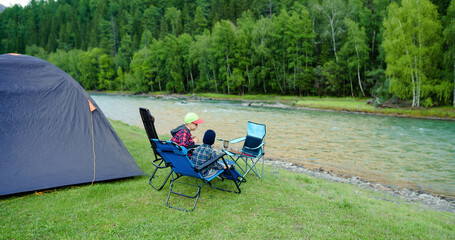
[90,93,455,198]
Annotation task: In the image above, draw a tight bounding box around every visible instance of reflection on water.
[91,94,455,198]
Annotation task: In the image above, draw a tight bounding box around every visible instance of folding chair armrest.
[229,136,246,144]
[243,141,266,150]
[216,137,245,144]
[194,153,227,172]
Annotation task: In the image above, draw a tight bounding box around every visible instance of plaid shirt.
[171,128,195,147]
[192,144,224,178]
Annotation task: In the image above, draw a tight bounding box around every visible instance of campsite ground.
[1,120,454,239]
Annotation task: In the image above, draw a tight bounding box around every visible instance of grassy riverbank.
[195,93,455,120]
[96,91,455,120]
[1,120,454,239]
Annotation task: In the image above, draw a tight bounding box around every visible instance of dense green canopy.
[1,0,454,107]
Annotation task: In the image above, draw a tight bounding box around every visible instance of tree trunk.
[226,55,232,95]
[317,5,339,62]
[330,18,338,62]
[155,59,162,91]
[371,30,376,56]
[416,0,422,107]
[262,56,267,93]
[110,14,118,56]
[355,41,365,96]
[205,72,211,91]
[282,40,286,87]
[414,57,419,107]
[272,61,284,93]
[293,59,297,91]
[190,69,194,95]
[415,59,421,107]
[144,37,147,59]
[175,13,179,36]
[212,70,218,93]
[398,18,416,107]
[269,0,272,17]
[246,65,251,93]
[349,68,354,97]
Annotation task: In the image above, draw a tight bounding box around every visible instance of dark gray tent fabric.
[0,54,144,196]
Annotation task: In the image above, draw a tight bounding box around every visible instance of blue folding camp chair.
[152,139,245,212]
[220,121,266,178]
[139,107,172,191]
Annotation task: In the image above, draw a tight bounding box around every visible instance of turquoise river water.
[91,94,455,198]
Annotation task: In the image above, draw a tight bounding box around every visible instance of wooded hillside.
[1,0,454,107]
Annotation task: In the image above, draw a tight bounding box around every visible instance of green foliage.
[383,0,444,107]
[116,33,132,71]
[115,66,125,91]
[322,60,342,95]
[424,97,434,107]
[130,48,153,93]
[370,70,390,103]
[77,48,104,90]
[212,20,237,94]
[98,54,116,90]
[0,0,453,106]
[193,6,208,35]
[340,18,370,97]
[25,44,48,60]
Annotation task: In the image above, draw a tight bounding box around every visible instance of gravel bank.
[265,159,455,214]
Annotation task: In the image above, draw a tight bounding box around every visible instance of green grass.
[195,93,455,120]
[2,120,453,239]
[92,91,455,120]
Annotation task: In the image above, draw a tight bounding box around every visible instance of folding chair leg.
[246,157,264,179]
[209,169,244,194]
[235,156,264,179]
[232,156,247,176]
[166,175,205,212]
[149,159,172,191]
[149,167,172,191]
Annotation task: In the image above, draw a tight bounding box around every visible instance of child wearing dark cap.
[191,129,228,178]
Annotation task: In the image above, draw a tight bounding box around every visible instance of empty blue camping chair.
[220,121,266,178]
[139,107,172,191]
[152,139,245,212]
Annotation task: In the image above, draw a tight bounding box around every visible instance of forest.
[0,0,454,107]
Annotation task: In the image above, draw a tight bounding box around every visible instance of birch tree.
[212,20,237,94]
[270,10,290,93]
[383,0,443,107]
[252,17,272,93]
[190,31,216,92]
[236,11,255,94]
[286,8,315,95]
[130,47,153,93]
[340,18,370,97]
[165,7,182,37]
[316,0,347,62]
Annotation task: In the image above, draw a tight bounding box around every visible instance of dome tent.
[0,54,144,196]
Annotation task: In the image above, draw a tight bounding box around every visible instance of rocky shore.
[265,159,455,214]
